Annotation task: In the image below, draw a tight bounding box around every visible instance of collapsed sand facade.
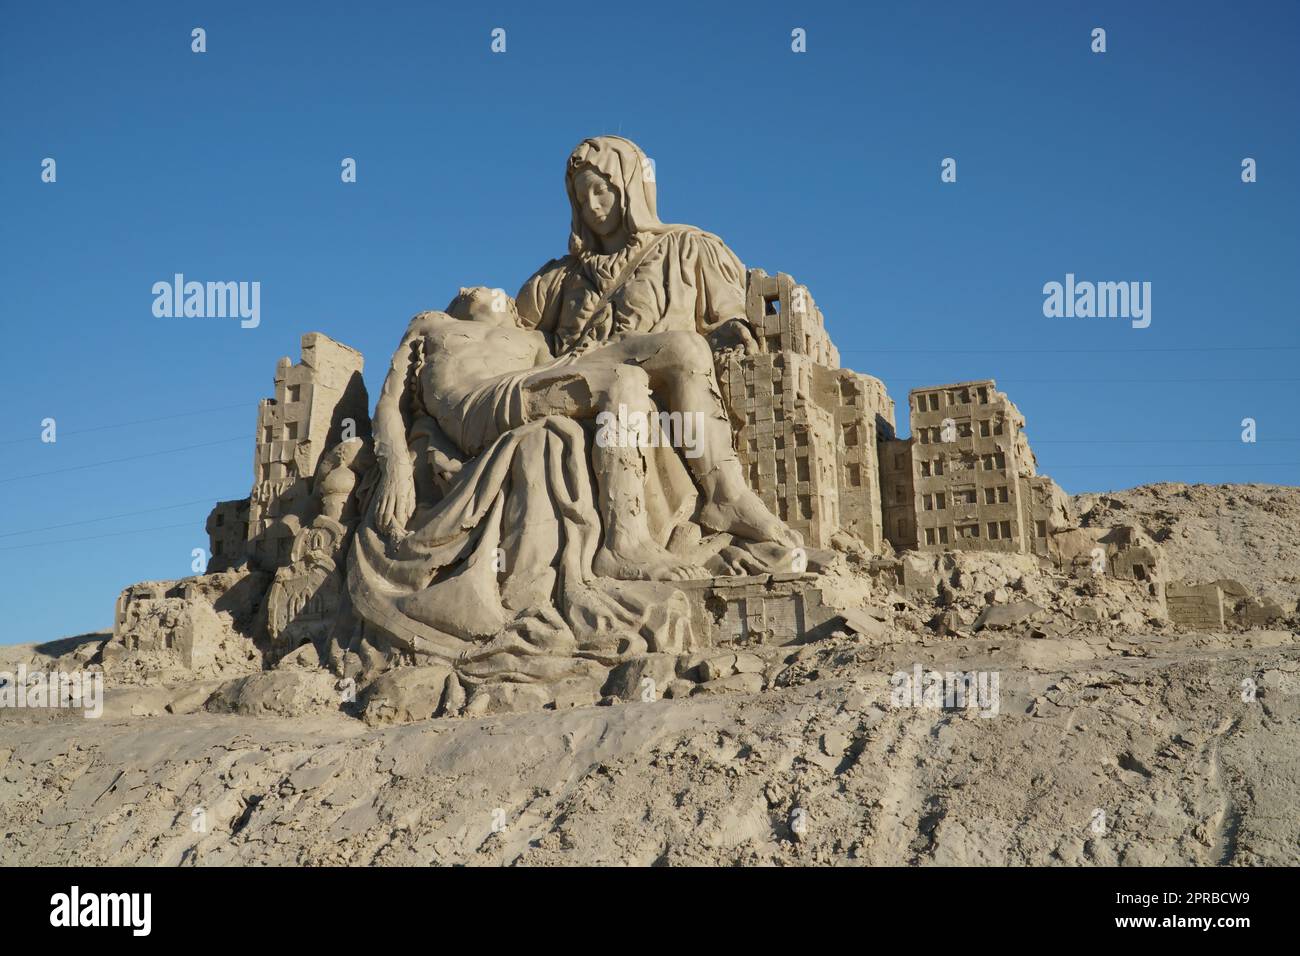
[718,273,1077,564]
[102,271,1289,719]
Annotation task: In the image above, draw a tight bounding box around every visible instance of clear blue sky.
[2,0,1297,642]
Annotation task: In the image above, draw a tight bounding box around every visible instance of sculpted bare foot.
[698,489,803,551]
[594,538,710,581]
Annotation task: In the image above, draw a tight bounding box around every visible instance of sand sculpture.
[104,135,1280,718]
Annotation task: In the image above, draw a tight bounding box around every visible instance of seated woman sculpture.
[516,135,799,547]
[343,136,802,693]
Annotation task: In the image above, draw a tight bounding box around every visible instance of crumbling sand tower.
[1023,474,1074,558]
[235,333,370,570]
[719,270,894,550]
[746,269,838,367]
[879,437,918,549]
[899,380,1068,554]
[205,498,250,571]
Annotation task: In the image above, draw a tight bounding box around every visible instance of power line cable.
[843,345,1300,354]
[996,378,1300,384]
[0,496,225,539]
[0,435,246,484]
[1031,438,1300,444]
[0,521,199,553]
[1048,462,1300,469]
[0,402,251,446]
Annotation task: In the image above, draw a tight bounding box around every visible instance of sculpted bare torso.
[418,318,551,418]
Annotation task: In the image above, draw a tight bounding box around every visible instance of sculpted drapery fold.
[342,135,798,703]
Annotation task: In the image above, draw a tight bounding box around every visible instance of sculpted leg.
[518,363,707,581]
[633,332,802,550]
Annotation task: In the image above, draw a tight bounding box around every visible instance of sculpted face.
[572,166,622,238]
[447,286,520,327]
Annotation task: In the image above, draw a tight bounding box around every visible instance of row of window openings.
[263,421,302,443]
[923,519,1049,546]
[915,386,991,412]
[922,485,1011,510]
[745,408,776,425]
[918,452,1006,477]
[923,521,1011,545]
[746,432,812,453]
[777,496,816,521]
[749,460,866,488]
[263,383,305,412]
[915,419,1004,444]
[744,414,864,445]
[738,339,824,374]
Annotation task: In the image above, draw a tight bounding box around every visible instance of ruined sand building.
[206,334,371,573]
[106,266,1277,701]
[891,381,1073,556]
[718,272,1072,559]
[718,270,893,551]
[205,273,1070,571]
[99,334,377,675]
[205,274,1074,575]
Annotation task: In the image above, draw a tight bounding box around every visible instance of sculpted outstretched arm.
[372,311,447,536]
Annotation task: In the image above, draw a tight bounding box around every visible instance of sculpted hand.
[375,458,416,538]
[707,318,759,357]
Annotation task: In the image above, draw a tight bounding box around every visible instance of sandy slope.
[2,631,1296,866]
[1075,483,1300,605]
[1,483,1297,866]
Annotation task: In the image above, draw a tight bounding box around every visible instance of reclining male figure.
[371,287,799,582]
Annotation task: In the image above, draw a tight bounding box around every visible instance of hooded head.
[565,136,668,256]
